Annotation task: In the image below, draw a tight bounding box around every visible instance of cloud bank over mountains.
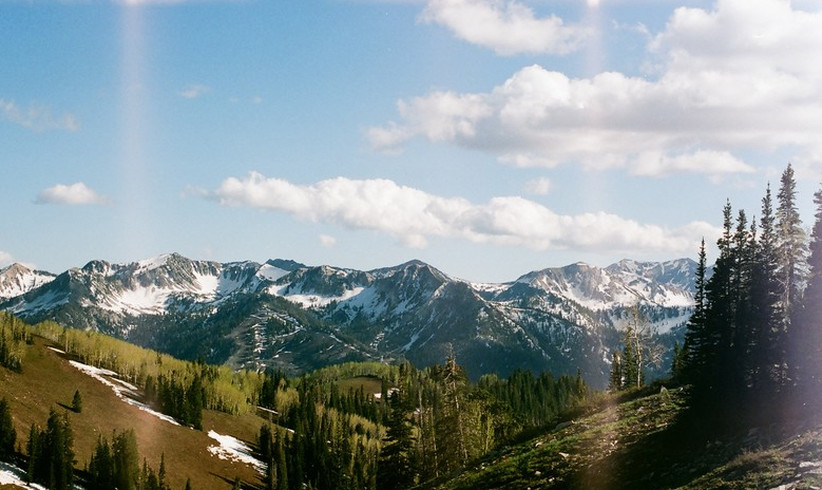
[205,172,716,255]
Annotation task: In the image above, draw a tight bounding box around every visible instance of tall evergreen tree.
[684,238,709,385]
[88,436,115,490]
[794,180,822,406]
[608,351,622,391]
[71,390,82,413]
[27,410,75,490]
[0,397,15,462]
[377,391,415,490]
[777,164,808,320]
[750,184,782,395]
[694,200,736,407]
[621,324,640,390]
[112,429,140,490]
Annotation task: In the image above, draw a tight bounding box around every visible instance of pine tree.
[0,397,15,462]
[275,431,288,490]
[621,323,640,389]
[72,389,82,413]
[608,351,622,391]
[684,238,709,384]
[775,164,808,386]
[27,409,75,490]
[750,184,782,395]
[112,429,140,490]
[88,436,115,490]
[377,390,415,490]
[776,164,808,325]
[158,453,167,490]
[794,180,822,407]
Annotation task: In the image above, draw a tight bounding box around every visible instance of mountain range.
[0,253,697,387]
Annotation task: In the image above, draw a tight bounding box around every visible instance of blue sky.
[2,0,822,282]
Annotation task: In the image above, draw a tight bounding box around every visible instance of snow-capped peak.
[0,263,56,299]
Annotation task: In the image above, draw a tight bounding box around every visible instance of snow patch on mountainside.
[270,285,366,308]
[257,263,290,282]
[207,430,266,474]
[69,360,181,426]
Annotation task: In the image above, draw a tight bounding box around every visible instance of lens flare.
[120,4,152,258]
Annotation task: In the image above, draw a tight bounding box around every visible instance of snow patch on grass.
[207,430,266,474]
[69,360,180,426]
[0,461,47,489]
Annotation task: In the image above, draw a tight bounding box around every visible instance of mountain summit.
[0,254,697,386]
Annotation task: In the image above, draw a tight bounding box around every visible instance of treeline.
[679,163,822,426]
[256,357,589,490]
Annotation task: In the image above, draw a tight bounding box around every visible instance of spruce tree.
[72,390,82,413]
[684,238,709,384]
[794,180,822,406]
[777,164,808,321]
[88,436,115,490]
[695,200,735,408]
[0,397,15,462]
[750,184,782,395]
[112,429,140,490]
[377,390,415,490]
[608,351,622,391]
[621,324,640,389]
[775,164,809,387]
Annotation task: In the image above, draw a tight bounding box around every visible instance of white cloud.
[206,172,716,255]
[319,234,338,248]
[0,98,79,132]
[420,0,590,55]
[523,177,551,195]
[179,84,211,99]
[370,0,822,178]
[35,182,109,206]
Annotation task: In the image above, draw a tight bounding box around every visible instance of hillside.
[425,386,822,490]
[0,254,697,387]
[0,334,268,489]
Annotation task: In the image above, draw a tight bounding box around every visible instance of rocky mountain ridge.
[0,253,697,386]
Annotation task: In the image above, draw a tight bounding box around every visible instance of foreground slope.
[428,386,822,490]
[0,335,267,490]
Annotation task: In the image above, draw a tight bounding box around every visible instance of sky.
[2,0,822,283]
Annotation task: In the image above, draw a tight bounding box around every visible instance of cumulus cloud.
[35,183,109,206]
[179,84,211,99]
[0,99,79,132]
[370,0,822,178]
[419,0,590,55]
[205,172,716,254]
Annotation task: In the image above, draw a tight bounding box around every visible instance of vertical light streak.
[120,4,152,259]
[580,0,609,215]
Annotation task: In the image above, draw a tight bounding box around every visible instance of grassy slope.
[0,336,267,490]
[429,386,822,490]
